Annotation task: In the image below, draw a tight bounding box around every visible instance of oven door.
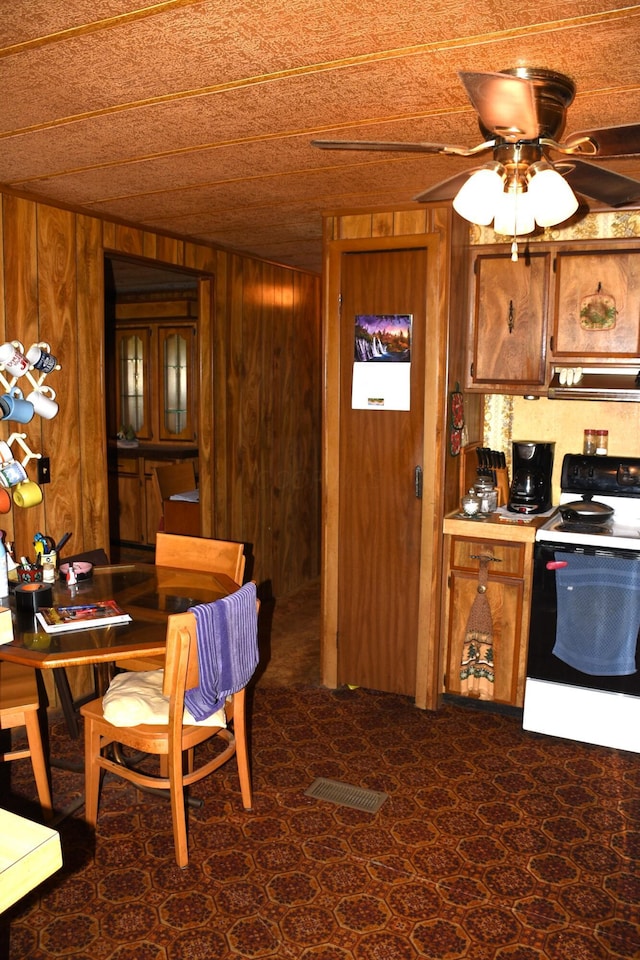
[524,539,640,752]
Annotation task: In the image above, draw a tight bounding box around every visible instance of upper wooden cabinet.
[114,300,198,445]
[552,246,640,360]
[466,239,640,395]
[467,250,550,392]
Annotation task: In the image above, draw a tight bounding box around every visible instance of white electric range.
[524,454,640,753]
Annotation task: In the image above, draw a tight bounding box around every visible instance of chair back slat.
[155,533,245,585]
[152,462,197,507]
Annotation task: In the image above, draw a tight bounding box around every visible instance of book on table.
[35,600,132,633]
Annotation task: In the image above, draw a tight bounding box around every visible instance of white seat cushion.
[102,670,227,728]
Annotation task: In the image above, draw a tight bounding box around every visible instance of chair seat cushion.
[103,670,227,728]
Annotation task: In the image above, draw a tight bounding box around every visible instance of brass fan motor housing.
[478,67,576,142]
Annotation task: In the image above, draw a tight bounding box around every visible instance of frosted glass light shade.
[452,168,504,225]
[528,167,579,227]
[494,187,536,236]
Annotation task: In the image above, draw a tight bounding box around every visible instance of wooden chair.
[155,532,245,585]
[152,460,197,503]
[116,533,246,674]
[81,601,258,868]
[152,461,197,532]
[0,662,52,819]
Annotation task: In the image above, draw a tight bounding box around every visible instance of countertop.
[110,443,198,460]
[444,506,557,543]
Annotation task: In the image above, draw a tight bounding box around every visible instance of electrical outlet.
[37,457,51,484]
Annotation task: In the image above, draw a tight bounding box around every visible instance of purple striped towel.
[185,582,258,722]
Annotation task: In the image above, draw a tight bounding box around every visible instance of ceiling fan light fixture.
[452,164,505,225]
[527,162,579,226]
[493,183,536,237]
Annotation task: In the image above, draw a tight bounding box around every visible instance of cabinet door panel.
[446,570,523,705]
[116,474,143,543]
[553,249,640,357]
[470,252,549,388]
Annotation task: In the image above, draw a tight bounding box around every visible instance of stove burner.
[556,520,613,535]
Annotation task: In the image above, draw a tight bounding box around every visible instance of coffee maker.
[508,441,555,514]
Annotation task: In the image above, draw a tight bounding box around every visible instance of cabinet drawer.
[449,537,525,578]
[116,456,139,476]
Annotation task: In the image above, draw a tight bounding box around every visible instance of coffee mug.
[13,480,43,508]
[0,459,28,488]
[26,343,58,375]
[0,440,12,463]
[0,341,29,378]
[26,386,58,420]
[0,388,34,424]
[0,487,11,513]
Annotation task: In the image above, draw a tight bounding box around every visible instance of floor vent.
[305,777,388,813]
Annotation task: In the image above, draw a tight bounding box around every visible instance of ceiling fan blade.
[459,70,539,140]
[560,158,640,206]
[563,123,640,158]
[311,139,464,155]
[413,168,484,203]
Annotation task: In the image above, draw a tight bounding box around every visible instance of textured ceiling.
[2,2,640,275]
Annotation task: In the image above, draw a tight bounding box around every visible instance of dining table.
[0,563,240,819]
[0,563,239,735]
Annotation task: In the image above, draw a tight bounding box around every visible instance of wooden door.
[337,248,427,696]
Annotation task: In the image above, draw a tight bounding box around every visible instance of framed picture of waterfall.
[352,314,412,410]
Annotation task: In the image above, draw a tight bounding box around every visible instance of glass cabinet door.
[116,327,151,439]
[158,324,196,441]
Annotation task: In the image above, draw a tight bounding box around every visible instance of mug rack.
[0,340,60,496]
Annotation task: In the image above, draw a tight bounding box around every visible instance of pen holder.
[494,467,510,507]
[17,565,43,583]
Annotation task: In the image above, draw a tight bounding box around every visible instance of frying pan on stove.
[558,497,614,525]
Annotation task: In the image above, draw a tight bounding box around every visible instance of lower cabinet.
[110,451,198,547]
[441,527,535,707]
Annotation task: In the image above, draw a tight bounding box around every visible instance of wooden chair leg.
[83,717,102,827]
[168,744,188,868]
[232,691,252,811]
[23,711,53,819]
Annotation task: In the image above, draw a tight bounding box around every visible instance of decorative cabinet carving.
[467,251,550,392]
[442,530,535,708]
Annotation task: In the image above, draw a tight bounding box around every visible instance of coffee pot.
[508,441,554,514]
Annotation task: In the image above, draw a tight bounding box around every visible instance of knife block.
[495,467,510,507]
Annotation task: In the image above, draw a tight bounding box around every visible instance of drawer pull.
[470,554,501,562]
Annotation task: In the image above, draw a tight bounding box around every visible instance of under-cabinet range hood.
[548,366,640,401]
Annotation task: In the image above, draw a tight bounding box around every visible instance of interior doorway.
[104,255,201,561]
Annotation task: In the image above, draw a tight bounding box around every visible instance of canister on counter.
[583,429,596,456]
[596,430,609,456]
[474,477,498,514]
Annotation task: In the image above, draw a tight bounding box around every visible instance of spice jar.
[595,430,608,456]
[583,429,596,456]
[461,488,481,516]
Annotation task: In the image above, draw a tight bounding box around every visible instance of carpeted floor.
[2,579,640,959]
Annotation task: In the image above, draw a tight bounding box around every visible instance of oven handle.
[546,560,568,569]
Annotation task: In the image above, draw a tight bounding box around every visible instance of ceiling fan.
[312,67,640,240]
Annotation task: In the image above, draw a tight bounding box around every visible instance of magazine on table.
[35,600,132,633]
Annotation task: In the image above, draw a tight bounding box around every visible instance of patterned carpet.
[3,685,640,959]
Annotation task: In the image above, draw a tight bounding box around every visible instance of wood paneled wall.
[0,191,321,597]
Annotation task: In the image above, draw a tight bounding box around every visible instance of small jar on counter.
[595,429,609,456]
[583,429,596,456]
[461,488,481,516]
[473,477,498,514]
